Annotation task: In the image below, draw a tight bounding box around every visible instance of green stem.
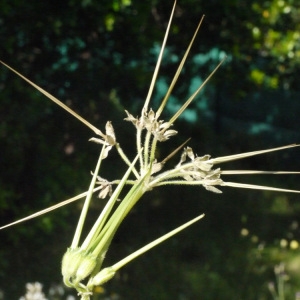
[91,177,146,256]
[143,130,152,173]
[137,127,144,172]
[111,214,205,271]
[71,145,106,248]
[115,143,140,179]
[150,136,158,165]
[81,151,141,250]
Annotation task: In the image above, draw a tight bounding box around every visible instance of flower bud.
[61,248,83,279]
[62,248,98,285]
[91,267,116,286]
[75,252,98,283]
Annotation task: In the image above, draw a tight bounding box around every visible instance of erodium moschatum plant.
[1,2,300,299]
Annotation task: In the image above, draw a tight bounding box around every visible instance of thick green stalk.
[91,175,147,256]
[81,151,141,250]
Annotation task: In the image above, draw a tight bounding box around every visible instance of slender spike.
[0,187,102,230]
[142,0,177,113]
[160,138,191,164]
[210,144,300,164]
[110,214,205,272]
[221,170,300,175]
[0,60,105,138]
[169,56,226,124]
[222,181,300,193]
[156,15,205,118]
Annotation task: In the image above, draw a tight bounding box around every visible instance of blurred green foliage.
[1,0,300,299]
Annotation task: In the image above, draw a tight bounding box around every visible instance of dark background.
[1,0,300,299]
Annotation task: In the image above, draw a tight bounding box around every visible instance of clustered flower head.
[1,1,300,300]
[176,147,223,193]
[125,109,178,142]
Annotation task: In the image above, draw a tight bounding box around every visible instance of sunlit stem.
[152,178,300,194]
[115,143,140,179]
[110,214,205,271]
[71,144,106,249]
[143,130,153,173]
[150,136,158,164]
[137,128,144,172]
[169,57,226,125]
[156,15,205,119]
